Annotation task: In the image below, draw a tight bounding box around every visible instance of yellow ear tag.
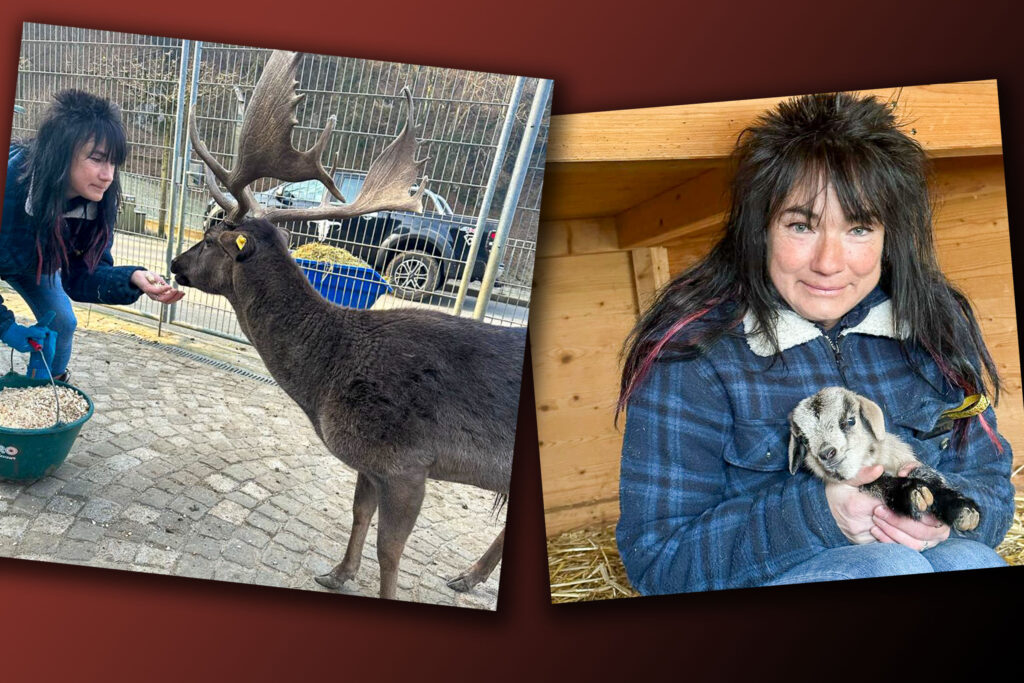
[235,234,247,251]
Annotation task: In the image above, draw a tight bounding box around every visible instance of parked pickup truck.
[203,171,497,299]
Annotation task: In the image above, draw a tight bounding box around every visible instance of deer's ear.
[276,225,292,248]
[218,231,254,261]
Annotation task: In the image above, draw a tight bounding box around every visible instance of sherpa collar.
[742,289,909,357]
[24,182,99,220]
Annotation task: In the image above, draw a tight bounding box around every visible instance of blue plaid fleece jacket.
[617,287,1015,595]
[0,145,144,337]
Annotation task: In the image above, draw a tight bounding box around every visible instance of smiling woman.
[67,138,117,202]
[766,182,884,329]
[613,92,1015,595]
[0,90,184,380]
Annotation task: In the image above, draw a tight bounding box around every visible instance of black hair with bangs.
[618,92,1000,448]
[19,89,127,279]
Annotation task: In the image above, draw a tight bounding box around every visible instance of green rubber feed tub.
[0,371,94,482]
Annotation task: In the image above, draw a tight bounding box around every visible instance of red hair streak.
[618,305,713,415]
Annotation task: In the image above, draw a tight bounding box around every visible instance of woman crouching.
[1,90,184,379]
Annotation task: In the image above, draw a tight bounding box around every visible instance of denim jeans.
[3,271,76,375]
[765,539,1007,586]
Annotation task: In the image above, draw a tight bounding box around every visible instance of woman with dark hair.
[1,89,184,380]
[615,92,1015,595]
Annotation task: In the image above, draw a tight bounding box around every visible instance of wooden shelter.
[532,81,1020,537]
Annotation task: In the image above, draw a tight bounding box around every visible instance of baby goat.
[171,219,523,599]
[788,386,980,532]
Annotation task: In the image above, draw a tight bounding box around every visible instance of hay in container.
[291,243,371,269]
[0,385,90,429]
[549,494,1024,603]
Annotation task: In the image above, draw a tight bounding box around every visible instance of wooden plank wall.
[534,154,1021,538]
[531,219,636,533]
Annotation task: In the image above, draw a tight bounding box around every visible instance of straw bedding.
[549,494,1024,604]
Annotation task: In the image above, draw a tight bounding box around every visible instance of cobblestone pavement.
[0,307,504,610]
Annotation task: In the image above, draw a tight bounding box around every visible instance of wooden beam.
[545,499,620,538]
[537,218,620,258]
[630,247,670,312]
[616,165,728,248]
[549,80,1001,164]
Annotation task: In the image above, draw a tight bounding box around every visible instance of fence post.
[453,76,524,316]
[159,39,193,334]
[473,79,552,321]
[174,41,203,263]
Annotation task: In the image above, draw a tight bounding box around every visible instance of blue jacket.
[0,145,143,336]
[616,287,1015,595]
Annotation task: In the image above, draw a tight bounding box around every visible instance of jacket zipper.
[822,333,848,385]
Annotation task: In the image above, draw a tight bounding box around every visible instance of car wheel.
[385,250,441,300]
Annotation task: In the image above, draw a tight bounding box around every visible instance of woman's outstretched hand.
[131,270,185,304]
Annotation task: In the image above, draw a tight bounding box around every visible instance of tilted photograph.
[0,23,550,609]
[533,81,1023,601]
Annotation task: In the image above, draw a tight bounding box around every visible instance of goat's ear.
[787,419,806,475]
[857,395,886,439]
[218,230,255,261]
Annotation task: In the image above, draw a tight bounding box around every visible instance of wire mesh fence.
[14,26,186,326]
[12,23,546,338]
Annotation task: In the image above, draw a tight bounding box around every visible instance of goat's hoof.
[314,573,346,590]
[910,485,933,512]
[446,574,478,593]
[953,505,981,532]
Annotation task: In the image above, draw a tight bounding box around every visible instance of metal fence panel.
[13,24,545,338]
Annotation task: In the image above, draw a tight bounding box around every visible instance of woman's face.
[766,181,884,330]
[67,138,115,201]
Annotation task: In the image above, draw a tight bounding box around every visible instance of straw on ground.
[549,496,1024,604]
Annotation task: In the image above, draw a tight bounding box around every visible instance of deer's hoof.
[446,574,477,593]
[314,573,345,590]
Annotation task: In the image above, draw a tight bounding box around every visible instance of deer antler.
[263,88,428,223]
[190,50,428,227]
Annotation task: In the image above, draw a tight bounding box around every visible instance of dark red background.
[1,0,1021,678]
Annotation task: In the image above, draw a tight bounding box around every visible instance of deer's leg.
[375,472,427,600]
[315,472,378,590]
[447,527,505,593]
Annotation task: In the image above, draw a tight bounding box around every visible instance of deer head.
[189,50,429,227]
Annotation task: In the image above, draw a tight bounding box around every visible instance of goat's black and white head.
[787,386,887,481]
[171,218,290,296]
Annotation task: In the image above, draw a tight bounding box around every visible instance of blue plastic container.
[294,258,393,309]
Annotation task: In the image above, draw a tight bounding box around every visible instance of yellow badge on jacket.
[941,394,989,420]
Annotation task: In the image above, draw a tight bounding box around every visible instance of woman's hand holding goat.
[825,464,886,544]
[870,463,951,552]
[826,463,951,551]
